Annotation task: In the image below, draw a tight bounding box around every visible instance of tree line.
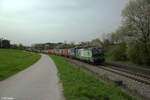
[0,38,26,50]
[98,0,150,66]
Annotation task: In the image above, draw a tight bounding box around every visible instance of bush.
[110,42,127,61]
[127,43,150,65]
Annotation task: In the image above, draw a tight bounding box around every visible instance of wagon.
[62,49,68,57]
[68,48,76,58]
[54,49,62,56]
[48,49,55,54]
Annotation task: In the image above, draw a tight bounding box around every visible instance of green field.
[0,49,41,81]
[50,55,136,100]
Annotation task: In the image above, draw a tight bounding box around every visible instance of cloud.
[0,0,129,45]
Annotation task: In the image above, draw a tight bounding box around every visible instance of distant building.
[0,39,10,48]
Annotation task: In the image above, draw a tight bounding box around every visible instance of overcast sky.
[0,0,129,46]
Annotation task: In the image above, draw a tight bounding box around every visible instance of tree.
[33,44,44,50]
[69,41,75,48]
[110,42,127,61]
[18,44,24,50]
[110,26,128,44]
[2,40,10,48]
[122,0,150,56]
[90,38,103,47]
[11,44,18,49]
[0,39,10,48]
[121,0,150,65]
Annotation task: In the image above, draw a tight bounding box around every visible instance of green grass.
[0,49,41,81]
[49,55,137,100]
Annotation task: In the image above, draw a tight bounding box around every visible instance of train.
[42,47,105,64]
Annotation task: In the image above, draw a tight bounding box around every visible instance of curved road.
[0,54,64,100]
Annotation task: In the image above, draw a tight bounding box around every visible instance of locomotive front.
[91,47,105,63]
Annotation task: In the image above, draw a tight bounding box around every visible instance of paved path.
[0,54,64,100]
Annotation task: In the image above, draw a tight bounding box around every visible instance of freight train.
[42,47,105,64]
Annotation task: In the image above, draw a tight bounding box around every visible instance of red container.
[47,50,51,54]
[51,50,55,54]
[48,50,55,54]
[62,49,68,57]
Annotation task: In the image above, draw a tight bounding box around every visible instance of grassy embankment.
[106,54,150,69]
[50,55,136,100]
[0,49,41,81]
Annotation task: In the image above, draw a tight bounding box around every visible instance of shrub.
[110,42,127,61]
[127,43,150,65]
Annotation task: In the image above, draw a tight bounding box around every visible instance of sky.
[0,0,129,46]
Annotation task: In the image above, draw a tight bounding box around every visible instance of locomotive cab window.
[92,48,103,56]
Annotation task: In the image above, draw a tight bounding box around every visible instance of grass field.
[50,55,137,100]
[0,49,41,81]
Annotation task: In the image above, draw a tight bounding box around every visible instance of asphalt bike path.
[0,54,64,100]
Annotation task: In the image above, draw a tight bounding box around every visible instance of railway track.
[67,58,150,86]
[98,64,150,85]
[65,57,150,86]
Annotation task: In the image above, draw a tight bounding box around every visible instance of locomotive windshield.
[92,47,103,56]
